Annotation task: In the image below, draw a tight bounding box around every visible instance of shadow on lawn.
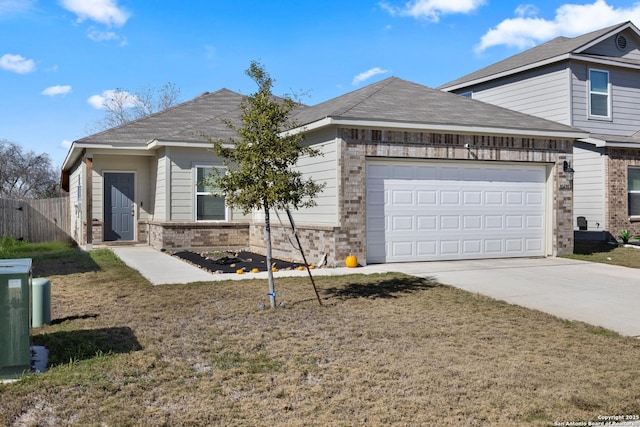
[31,249,100,277]
[322,276,440,300]
[32,327,142,366]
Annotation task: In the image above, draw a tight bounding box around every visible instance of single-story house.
[61,77,586,265]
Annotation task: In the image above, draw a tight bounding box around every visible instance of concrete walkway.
[110,247,640,338]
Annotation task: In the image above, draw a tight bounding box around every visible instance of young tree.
[211,61,324,308]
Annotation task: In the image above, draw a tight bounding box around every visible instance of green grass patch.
[564,241,640,269]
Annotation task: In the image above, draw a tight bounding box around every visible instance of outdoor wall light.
[563,160,575,181]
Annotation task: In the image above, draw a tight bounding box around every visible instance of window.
[628,168,640,217]
[459,91,473,98]
[195,166,226,221]
[589,69,610,118]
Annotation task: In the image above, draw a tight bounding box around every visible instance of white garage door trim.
[366,159,551,263]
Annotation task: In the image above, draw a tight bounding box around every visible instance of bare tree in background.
[88,82,181,132]
[0,139,61,199]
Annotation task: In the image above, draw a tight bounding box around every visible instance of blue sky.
[2,0,640,167]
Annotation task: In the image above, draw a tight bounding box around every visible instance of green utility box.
[0,258,32,380]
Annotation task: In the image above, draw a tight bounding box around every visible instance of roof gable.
[294,77,581,135]
[440,21,638,91]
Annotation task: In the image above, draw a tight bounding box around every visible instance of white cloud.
[381,0,486,22]
[0,53,35,73]
[476,0,640,52]
[87,89,139,109]
[88,28,118,41]
[41,85,72,97]
[60,0,130,26]
[61,139,73,149]
[0,0,35,15]
[352,67,389,85]
[87,27,128,45]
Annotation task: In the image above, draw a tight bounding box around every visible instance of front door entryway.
[104,172,135,241]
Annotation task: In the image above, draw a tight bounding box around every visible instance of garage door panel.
[440,240,460,255]
[485,240,503,253]
[366,161,547,263]
[391,216,413,231]
[463,216,482,230]
[485,192,504,205]
[417,190,437,205]
[485,216,503,229]
[391,241,414,257]
[440,216,460,230]
[416,241,437,256]
[441,191,460,205]
[392,189,413,205]
[463,240,482,254]
[463,191,482,205]
[417,216,437,230]
[506,215,524,228]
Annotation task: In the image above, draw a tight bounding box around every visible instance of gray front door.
[104,173,135,241]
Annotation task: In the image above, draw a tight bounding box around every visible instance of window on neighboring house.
[459,91,473,98]
[589,69,610,118]
[195,166,226,221]
[628,167,640,217]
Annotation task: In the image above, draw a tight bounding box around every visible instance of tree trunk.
[264,202,277,308]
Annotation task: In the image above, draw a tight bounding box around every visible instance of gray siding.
[291,128,339,225]
[583,29,640,61]
[573,142,606,230]
[571,62,640,136]
[462,63,571,125]
[154,150,167,221]
[69,161,84,243]
[166,147,251,222]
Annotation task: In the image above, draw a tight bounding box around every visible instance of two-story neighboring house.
[440,21,640,242]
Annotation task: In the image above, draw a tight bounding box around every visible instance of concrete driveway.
[363,257,640,338]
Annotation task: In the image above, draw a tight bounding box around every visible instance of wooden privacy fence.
[0,196,70,243]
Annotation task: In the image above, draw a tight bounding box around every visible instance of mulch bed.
[171,250,303,274]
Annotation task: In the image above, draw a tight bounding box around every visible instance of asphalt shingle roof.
[293,77,580,134]
[78,88,246,144]
[439,22,630,90]
[73,77,581,150]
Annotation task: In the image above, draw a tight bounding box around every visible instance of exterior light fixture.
[563,160,575,182]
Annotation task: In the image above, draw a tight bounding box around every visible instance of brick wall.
[605,148,640,239]
[249,222,338,266]
[148,221,250,250]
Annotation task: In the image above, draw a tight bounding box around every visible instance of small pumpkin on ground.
[345,254,358,268]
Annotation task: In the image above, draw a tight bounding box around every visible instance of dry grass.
[1,248,640,426]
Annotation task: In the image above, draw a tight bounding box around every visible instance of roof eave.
[440,53,572,92]
[288,117,586,140]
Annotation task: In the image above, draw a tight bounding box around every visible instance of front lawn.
[1,245,639,426]
[565,240,640,269]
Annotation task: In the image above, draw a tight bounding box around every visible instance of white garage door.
[366,160,547,263]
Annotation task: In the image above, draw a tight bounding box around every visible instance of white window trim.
[194,165,228,222]
[587,68,611,120]
[629,167,640,218]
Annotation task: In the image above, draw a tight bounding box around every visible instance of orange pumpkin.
[345,254,358,268]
